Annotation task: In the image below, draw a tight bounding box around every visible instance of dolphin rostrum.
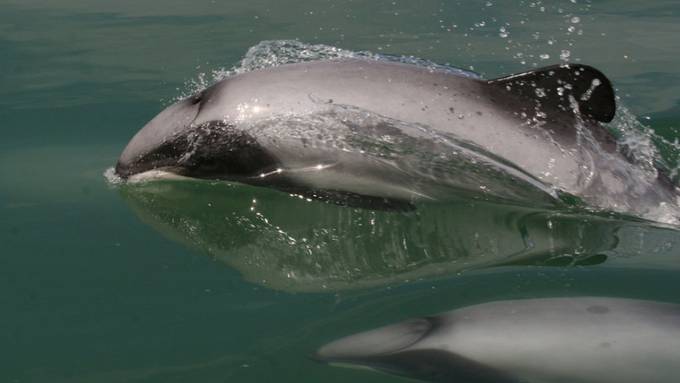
[315,297,680,383]
[115,58,677,216]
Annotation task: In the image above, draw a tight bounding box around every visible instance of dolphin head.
[315,318,434,363]
[315,318,443,379]
[315,316,516,383]
[115,89,278,181]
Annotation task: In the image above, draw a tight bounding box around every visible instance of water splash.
[103,166,124,185]
[608,106,660,175]
[177,40,479,101]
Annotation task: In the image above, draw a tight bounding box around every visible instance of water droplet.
[560,49,571,60]
[539,53,550,60]
[570,16,580,23]
[499,27,509,38]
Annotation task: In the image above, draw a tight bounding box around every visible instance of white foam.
[176,40,479,102]
[103,167,188,185]
[126,169,189,183]
[103,167,123,185]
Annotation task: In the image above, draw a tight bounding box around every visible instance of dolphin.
[115,57,677,215]
[315,297,680,383]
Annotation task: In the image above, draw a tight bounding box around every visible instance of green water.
[2,1,680,382]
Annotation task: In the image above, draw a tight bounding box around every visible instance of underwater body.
[317,297,680,383]
[3,1,680,382]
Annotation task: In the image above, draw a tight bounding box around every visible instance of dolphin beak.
[116,96,202,179]
[314,317,433,364]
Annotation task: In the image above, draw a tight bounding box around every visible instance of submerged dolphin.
[115,58,676,214]
[315,297,680,383]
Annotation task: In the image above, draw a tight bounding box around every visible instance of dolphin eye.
[189,92,203,105]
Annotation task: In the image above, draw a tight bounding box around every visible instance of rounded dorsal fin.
[488,64,616,123]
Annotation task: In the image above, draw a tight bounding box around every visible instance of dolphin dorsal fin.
[488,64,616,123]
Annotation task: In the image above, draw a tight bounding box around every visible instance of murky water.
[2,1,680,382]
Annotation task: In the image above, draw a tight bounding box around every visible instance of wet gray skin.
[115,58,677,213]
[315,297,680,383]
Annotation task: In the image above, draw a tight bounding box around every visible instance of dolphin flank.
[115,57,678,216]
[315,297,680,383]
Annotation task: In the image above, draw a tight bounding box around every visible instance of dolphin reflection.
[116,180,679,292]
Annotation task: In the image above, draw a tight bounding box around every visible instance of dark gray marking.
[587,305,610,314]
